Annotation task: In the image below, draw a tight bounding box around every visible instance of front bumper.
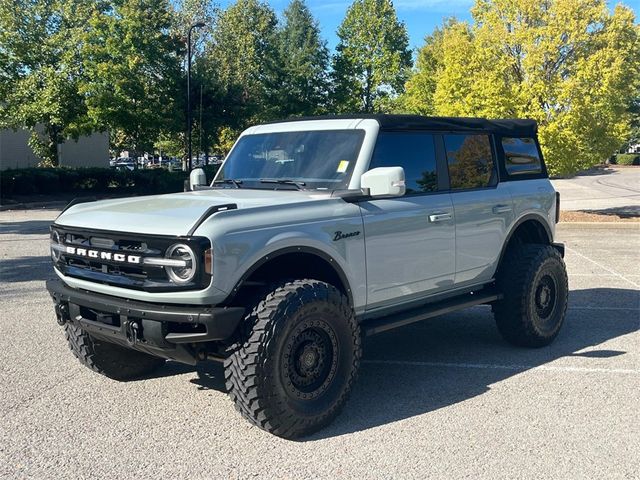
[46,279,245,365]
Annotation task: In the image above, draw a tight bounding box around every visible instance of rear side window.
[369,132,438,193]
[444,134,496,190]
[502,137,542,175]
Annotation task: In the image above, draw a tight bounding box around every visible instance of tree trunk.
[363,67,373,113]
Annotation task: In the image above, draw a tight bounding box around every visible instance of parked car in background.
[110,157,136,171]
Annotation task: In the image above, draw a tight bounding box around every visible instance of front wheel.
[494,244,569,347]
[225,280,362,439]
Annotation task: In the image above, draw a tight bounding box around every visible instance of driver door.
[359,132,455,310]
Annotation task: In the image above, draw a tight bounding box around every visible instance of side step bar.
[363,289,502,336]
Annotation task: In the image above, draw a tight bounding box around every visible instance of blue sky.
[217,0,640,53]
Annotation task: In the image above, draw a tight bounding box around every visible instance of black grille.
[51,225,210,292]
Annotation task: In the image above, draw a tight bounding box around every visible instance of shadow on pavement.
[0,220,52,235]
[310,287,637,439]
[192,362,227,391]
[0,256,55,282]
[569,350,625,358]
[66,286,640,439]
[580,205,640,218]
[569,167,616,178]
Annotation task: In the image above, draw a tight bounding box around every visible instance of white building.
[0,128,109,170]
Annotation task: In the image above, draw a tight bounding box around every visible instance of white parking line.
[568,306,639,311]
[570,273,627,277]
[363,359,639,375]
[565,246,640,289]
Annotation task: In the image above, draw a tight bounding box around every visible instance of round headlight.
[51,230,62,262]
[165,243,197,284]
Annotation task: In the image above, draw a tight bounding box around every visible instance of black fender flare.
[496,213,553,270]
[228,246,354,306]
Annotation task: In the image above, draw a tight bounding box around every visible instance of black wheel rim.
[534,273,557,321]
[283,320,338,400]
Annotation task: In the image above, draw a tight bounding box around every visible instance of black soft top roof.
[271,114,538,137]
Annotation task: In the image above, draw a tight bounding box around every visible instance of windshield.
[214,129,365,190]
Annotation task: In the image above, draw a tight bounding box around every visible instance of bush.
[0,165,220,200]
[615,153,640,165]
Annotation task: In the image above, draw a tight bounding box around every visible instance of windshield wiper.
[259,178,306,190]
[213,179,243,188]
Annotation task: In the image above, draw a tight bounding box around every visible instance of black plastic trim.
[50,225,211,292]
[46,278,245,341]
[187,203,237,236]
[363,287,502,336]
[228,246,354,307]
[57,197,97,217]
[495,214,554,269]
[332,189,371,202]
[552,242,565,258]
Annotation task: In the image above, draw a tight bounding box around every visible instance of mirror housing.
[189,168,207,190]
[360,167,406,197]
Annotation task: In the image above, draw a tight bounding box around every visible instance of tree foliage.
[207,0,279,127]
[0,0,98,165]
[275,0,330,118]
[332,0,412,113]
[2,0,638,170]
[80,0,183,155]
[401,0,640,175]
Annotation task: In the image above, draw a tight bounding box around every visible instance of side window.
[369,132,438,194]
[444,134,496,190]
[502,137,542,175]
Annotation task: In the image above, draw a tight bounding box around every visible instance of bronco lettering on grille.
[65,246,141,264]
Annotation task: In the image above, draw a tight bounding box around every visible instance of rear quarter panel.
[506,178,557,240]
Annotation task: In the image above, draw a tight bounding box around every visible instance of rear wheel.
[225,280,361,439]
[65,323,165,380]
[494,244,568,347]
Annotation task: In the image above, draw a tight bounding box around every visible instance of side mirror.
[189,168,207,191]
[360,167,406,197]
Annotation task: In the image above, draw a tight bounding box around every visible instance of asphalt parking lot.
[551,166,640,215]
[1,210,638,479]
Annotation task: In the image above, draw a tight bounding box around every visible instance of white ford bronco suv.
[47,115,568,438]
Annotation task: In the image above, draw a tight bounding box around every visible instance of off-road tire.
[225,280,362,439]
[494,244,568,347]
[64,323,165,380]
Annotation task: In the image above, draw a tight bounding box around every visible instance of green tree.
[171,0,218,160]
[207,0,279,127]
[398,23,450,115]
[401,0,640,175]
[275,0,330,118]
[332,0,412,113]
[172,0,216,51]
[80,0,183,156]
[0,0,98,165]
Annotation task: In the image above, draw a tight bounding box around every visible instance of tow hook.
[55,303,69,326]
[124,319,141,346]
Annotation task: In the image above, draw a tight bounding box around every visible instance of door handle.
[492,205,512,214]
[429,213,452,223]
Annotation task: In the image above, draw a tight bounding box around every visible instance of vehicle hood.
[55,189,331,236]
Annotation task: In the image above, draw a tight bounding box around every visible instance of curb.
[557,222,640,228]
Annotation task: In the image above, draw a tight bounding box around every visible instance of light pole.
[187,21,205,172]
